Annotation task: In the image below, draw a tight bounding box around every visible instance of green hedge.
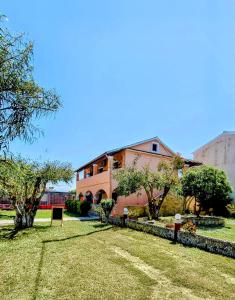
[65,199,91,216]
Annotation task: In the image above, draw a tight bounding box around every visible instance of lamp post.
[174,213,182,242]
[123,207,129,227]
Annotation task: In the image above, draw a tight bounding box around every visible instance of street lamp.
[174,213,182,242]
[123,207,129,227]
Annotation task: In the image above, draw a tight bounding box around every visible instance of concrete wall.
[193,132,235,199]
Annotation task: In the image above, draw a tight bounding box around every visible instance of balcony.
[76,170,110,189]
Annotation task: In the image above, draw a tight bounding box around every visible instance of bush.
[182,220,196,234]
[100,199,114,221]
[80,200,92,216]
[65,199,78,213]
[65,199,91,216]
[127,206,149,219]
[226,204,235,218]
[159,194,183,217]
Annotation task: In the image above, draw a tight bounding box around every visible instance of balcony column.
[76,172,80,181]
[108,156,113,170]
[93,164,98,175]
[108,156,113,198]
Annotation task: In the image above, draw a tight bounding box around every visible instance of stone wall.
[177,231,235,258]
[108,217,235,259]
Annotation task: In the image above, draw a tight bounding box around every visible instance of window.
[98,167,104,173]
[152,143,159,153]
[113,160,120,169]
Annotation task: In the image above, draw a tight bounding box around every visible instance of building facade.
[76,137,199,216]
[193,131,235,199]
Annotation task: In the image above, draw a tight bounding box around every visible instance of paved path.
[0,216,100,226]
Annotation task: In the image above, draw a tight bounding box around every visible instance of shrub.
[159,194,183,217]
[80,200,92,216]
[94,205,105,220]
[76,200,81,214]
[127,206,149,219]
[66,199,91,216]
[226,204,235,218]
[182,220,196,234]
[100,199,114,220]
[65,199,75,212]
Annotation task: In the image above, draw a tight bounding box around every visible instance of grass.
[197,218,235,242]
[0,221,235,299]
[0,209,79,220]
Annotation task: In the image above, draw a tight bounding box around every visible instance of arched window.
[95,190,108,204]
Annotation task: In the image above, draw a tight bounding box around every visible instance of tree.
[181,165,232,216]
[69,189,76,195]
[0,157,74,229]
[0,18,60,153]
[113,155,184,219]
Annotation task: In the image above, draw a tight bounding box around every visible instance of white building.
[193,131,235,199]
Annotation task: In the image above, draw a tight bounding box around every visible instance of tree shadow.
[0,214,15,220]
[43,225,112,243]
[0,224,52,240]
[92,223,110,228]
[0,228,19,239]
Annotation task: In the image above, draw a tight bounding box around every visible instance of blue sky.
[2,1,235,190]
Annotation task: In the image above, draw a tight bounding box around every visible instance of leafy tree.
[69,189,76,195]
[181,165,232,216]
[0,157,74,228]
[0,17,60,153]
[114,155,184,219]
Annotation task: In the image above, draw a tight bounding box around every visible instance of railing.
[78,170,109,182]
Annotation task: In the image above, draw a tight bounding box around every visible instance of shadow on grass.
[43,225,112,243]
[33,226,113,300]
[0,224,52,240]
[1,228,19,239]
[92,223,110,228]
[0,214,15,220]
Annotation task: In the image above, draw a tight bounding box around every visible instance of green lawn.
[0,209,79,220]
[197,218,235,242]
[0,221,235,299]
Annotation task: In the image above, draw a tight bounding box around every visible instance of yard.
[197,218,235,242]
[0,209,78,220]
[0,221,235,300]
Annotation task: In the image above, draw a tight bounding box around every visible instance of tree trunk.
[196,204,201,217]
[14,210,36,229]
[148,201,156,220]
[155,186,170,220]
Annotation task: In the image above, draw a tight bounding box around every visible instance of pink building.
[76,137,199,216]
